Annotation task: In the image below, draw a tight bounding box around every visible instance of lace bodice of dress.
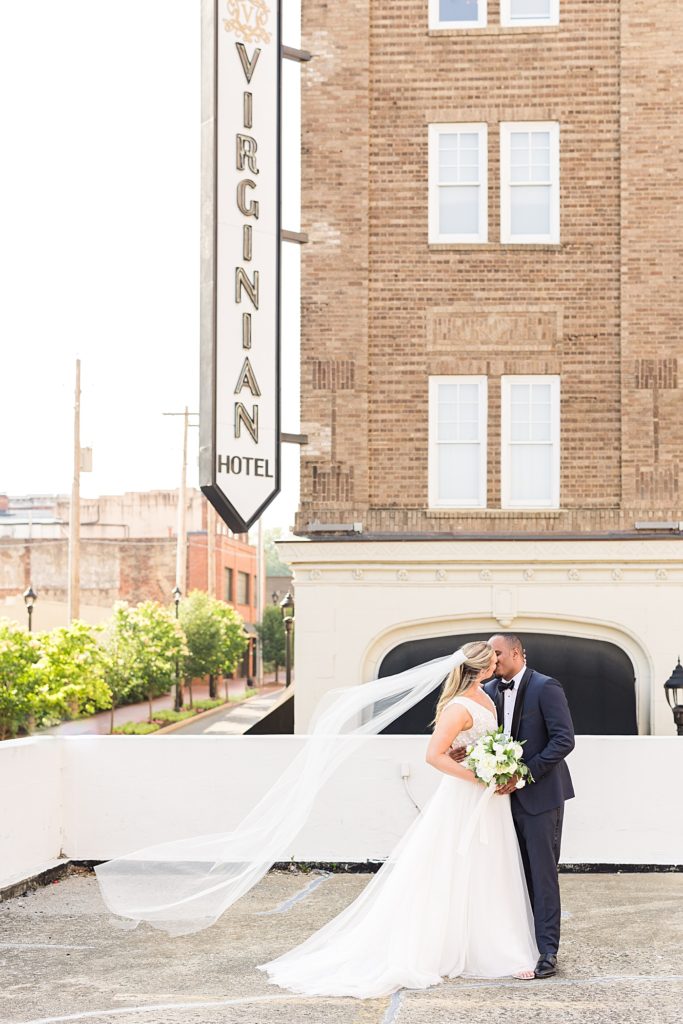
[447,696,497,748]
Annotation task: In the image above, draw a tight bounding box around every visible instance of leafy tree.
[32,621,112,727]
[179,591,248,702]
[256,604,286,682]
[264,527,292,577]
[179,590,224,704]
[101,601,186,724]
[214,600,249,696]
[0,619,40,740]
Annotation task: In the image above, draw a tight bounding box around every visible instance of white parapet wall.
[0,738,63,886]
[1,735,682,888]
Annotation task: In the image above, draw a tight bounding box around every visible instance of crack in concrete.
[15,976,683,1024]
[257,870,332,914]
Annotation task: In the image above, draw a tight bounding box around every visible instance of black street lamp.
[664,658,683,735]
[23,585,37,632]
[279,590,294,688]
[173,585,183,710]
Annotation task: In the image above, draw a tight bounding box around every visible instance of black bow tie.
[498,679,516,692]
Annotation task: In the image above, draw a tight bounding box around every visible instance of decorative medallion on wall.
[655,568,668,581]
[436,569,447,581]
[567,569,580,581]
[309,569,322,581]
[480,569,492,581]
[611,568,623,581]
[397,569,409,581]
[523,568,535,581]
[352,569,364,581]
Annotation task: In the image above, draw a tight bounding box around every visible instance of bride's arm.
[426,705,478,782]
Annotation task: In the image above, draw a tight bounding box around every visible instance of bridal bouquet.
[465,727,533,789]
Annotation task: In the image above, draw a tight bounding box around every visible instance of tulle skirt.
[258,775,538,998]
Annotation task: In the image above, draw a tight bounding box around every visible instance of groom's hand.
[496,776,519,795]
[449,745,467,763]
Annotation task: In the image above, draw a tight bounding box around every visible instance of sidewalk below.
[0,871,680,1024]
[39,674,284,736]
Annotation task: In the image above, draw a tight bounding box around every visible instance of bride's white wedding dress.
[259,696,538,998]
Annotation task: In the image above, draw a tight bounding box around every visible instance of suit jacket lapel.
[511,666,533,739]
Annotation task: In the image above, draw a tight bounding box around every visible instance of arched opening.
[378,631,638,735]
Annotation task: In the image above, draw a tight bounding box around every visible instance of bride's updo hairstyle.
[433,641,494,723]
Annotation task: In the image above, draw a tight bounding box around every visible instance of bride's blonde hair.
[433,641,494,724]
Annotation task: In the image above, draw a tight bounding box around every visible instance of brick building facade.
[0,491,258,641]
[281,1,683,735]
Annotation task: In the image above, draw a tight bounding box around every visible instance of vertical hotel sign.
[200,0,281,532]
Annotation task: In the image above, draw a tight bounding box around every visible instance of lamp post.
[173,585,182,710]
[279,590,294,688]
[23,585,37,632]
[664,658,683,735]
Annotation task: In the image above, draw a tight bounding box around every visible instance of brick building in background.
[279,1,683,735]
[0,491,258,673]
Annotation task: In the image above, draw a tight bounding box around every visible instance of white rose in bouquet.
[465,727,533,789]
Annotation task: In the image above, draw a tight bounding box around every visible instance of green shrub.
[193,698,226,711]
[112,721,160,735]
[33,622,111,726]
[152,709,194,723]
[0,620,41,739]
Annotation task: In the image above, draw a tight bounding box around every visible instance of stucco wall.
[278,538,683,736]
[1,734,682,889]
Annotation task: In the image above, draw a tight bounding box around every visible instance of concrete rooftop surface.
[1,870,681,1024]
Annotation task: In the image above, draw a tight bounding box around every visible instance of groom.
[452,633,575,979]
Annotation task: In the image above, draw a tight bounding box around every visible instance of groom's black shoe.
[534,953,557,979]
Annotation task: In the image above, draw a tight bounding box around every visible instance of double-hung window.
[237,570,250,606]
[429,124,488,243]
[501,376,560,508]
[429,376,487,508]
[500,122,560,243]
[500,0,559,26]
[429,0,487,29]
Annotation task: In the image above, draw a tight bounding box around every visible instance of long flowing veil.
[94,648,467,935]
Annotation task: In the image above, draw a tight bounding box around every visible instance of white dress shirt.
[502,666,527,736]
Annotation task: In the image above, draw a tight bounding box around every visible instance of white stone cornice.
[278,537,683,567]
[280,538,683,585]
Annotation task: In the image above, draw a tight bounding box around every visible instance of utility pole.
[67,359,81,622]
[176,406,189,595]
[206,500,216,597]
[163,410,199,598]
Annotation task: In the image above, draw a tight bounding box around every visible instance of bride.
[258,641,538,997]
[95,642,538,997]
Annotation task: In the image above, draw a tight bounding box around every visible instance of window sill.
[426,508,564,518]
[428,26,560,37]
[428,242,563,251]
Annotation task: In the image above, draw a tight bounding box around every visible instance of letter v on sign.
[236,42,261,84]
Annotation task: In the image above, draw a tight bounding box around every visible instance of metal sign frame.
[200,0,281,533]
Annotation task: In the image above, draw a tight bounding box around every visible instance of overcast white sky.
[0,1,301,531]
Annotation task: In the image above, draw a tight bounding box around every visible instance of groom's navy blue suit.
[483,668,575,956]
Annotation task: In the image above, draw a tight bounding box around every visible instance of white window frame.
[500,121,560,243]
[429,376,488,509]
[429,0,487,29]
[500,0,559,26]
[428,123,488,243]
[501,375,560,509]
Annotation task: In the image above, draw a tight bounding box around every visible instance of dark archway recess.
[378,632,638,736]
